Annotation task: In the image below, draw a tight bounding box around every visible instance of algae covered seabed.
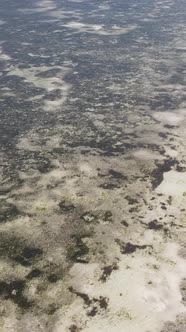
[0,0,186,331]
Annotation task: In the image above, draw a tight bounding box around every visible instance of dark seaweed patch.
[158,132,168,139]
[167,196,172,205]
[58,200,75,213]
[0,280,31,309]
[68,287,91,306]
[99,263,118,282]
[67,236,89,263]
[98,296,108,309]
[87,306,98,317]
[47,303,59,315]
[0,201,19,223]
[148,220,163,230]
[0,233,24,260]
[109,169,128,180]
[69,287,108,317]
[99,183,120,190]
[164,124,178,129]
[121,220,129,227]
[14,247,43,266]
[129,206,139,213]
[115,240,151,254]
[26,269,42,279]
[103,211,113,222]
[47,274,59,283]
[176,165,186,172]
[69,324,81,332]
[37,158,53,173]
[125,196,139,205]
[22,247,43,259]
[151,159,177,189]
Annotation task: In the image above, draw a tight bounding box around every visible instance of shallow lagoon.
[0,1,186,331]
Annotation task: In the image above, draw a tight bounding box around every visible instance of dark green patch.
[167,196,172,205]
[129,206,139,213]
[46,303,59,315]
[0,233,24,260]
[69,287,109,315]
[0,233,43,268]
[158,132,167,139]
[58,200,75,213]
[121,220,129,227]
[68,287,91,306]
[125,196,139,205]
[151,159,178,189]
[99,183,120,190]
[103,211,113,222]
[0,280,31,309]
[67,236,89,263]
[109,169,128,180]
[69,325,80,332]
[115,239,151,254]
[99,263,118,282]
[87,306,98,317]
[26,269,42,279]
[47,274,59,283]
[98,296,108,309]
[0,201,19,223]
[148,220,163,230]
[164,124,178,129]
[14,247,43,266]
[176,165,186,172]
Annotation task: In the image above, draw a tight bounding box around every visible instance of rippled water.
[0,1,186,331]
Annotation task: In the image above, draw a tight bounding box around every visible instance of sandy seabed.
[0,0,186,331]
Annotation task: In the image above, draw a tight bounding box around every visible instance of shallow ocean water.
[0,1,186,331]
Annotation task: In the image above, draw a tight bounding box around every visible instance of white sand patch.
[78,162,98,178]
[18,8,50,14]
[37,0,57,11]
[12,184,61,213]
[54,242,185,332]
[0,47,11,61]
[16,135,42,151]
[7,65,68,90]
[37,168,68,188]
[7,65,72,112]
[69,263,100,286]
[99,25,137,36]
[1,91,15,97]
[16,128,64,151]
[18,0,57,14]
[47,10,81,20]
[26,94,44,102]
[152,111,185,126]
[132,149,165,160]
[164,147,179,158]
[107,83,125,92]
[67,0,84,2]
[156,170,186,197]
[64,21,103,31]
[98,5,111,10]
[28,53,50,58]
[44,86,70,112]
[63,21,137,36]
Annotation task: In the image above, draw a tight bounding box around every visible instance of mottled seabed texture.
[0,0,186,331]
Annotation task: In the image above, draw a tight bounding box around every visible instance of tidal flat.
[0,0,186,331]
